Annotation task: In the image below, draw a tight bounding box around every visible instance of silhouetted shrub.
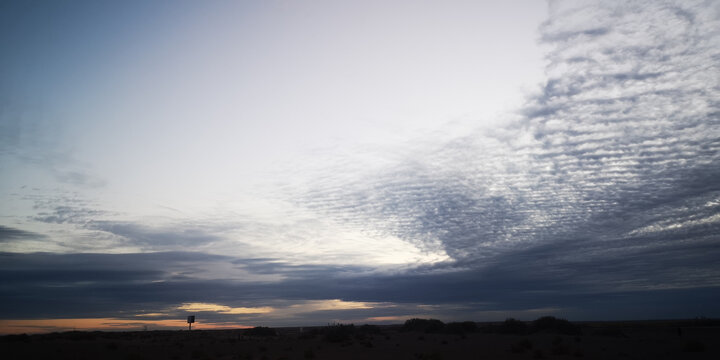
[357,324,381,335]
[304,349,315,359]
[444,321,478,335]
[498,318,528,334]
[415,352,443,360]
[402,318,445,333]
[299,328,320,339]
[691,317,720,327]
[531,316,581,335]
[191,349,207,359]
[551,336,570,355]
[1,334,30,342]
[510,338,533,353]
[683,340,706,352]
[63,331,97,341]
[323,324,355,343]
[245,327,277,337]
[592,328,627,337]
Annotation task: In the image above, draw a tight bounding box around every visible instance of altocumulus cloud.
[1,0,720,328]
[295,0,720,312]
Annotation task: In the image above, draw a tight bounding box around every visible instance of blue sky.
[1,0,719,333]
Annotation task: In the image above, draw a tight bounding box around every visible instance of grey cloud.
[294,0,720,297]
[1,251,717,322]
[0,225,46,242]
[87,221,221,248]
[33,205,105,225]
[32,204,225,250]
[540,27,610,43]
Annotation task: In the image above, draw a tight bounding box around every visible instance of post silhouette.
[187,315,195,330]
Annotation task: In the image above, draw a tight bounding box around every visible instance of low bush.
[245,327,277,337]
[323,324,355,343]
[531,316,582,335]
[497,318,528,334]
[402,318,445,333]
[683,340,705,352]
[358,324,381,334]
[510,338,533,353]
[304,349,315,359]
[592,328,627,337]
[444,321,478,335]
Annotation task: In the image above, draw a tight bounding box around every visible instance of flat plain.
[3,319,719,360]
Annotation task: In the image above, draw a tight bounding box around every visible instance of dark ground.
[2,319,719,360]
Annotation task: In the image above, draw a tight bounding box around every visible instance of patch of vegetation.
[358,324,381,334]
[402,318,445,333]
[531,316,582,335]
[497,318,528,334]
[550,336,570,355]
[238,352,254,360]
[1,334,30,342]
[323,323,355,343]
[304,349,315,359]
[592,328,627,337]
[690,317,720,327]
[245,326,277,337]
[510,338,533,353]
[125,353,148,360]
[414,352,443,360]
[190,349,208,359]
[444,321,478,335]
[298,329,319,340]
[683,340,706,352]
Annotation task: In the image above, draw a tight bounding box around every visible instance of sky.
[1,0,719,334]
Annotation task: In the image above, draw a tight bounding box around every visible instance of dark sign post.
[187,315,195,330]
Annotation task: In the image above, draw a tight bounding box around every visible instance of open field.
[3,319,719,360]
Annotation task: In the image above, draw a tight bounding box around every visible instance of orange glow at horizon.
[0,318,252,335]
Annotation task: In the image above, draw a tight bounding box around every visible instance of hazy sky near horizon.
[1,0,720,333]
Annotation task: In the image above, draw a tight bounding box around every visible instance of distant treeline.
[243,316,586,343]
[400,316,582,336]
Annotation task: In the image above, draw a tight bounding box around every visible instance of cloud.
[292,0,720,292]
[177,303,273,314]
[27,198,450,266]
[0,225,45,242]
[2,250,718,325]
[30,204,232,252]
[2,0,719,328]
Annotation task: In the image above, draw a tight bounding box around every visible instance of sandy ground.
[3,321,719,360]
